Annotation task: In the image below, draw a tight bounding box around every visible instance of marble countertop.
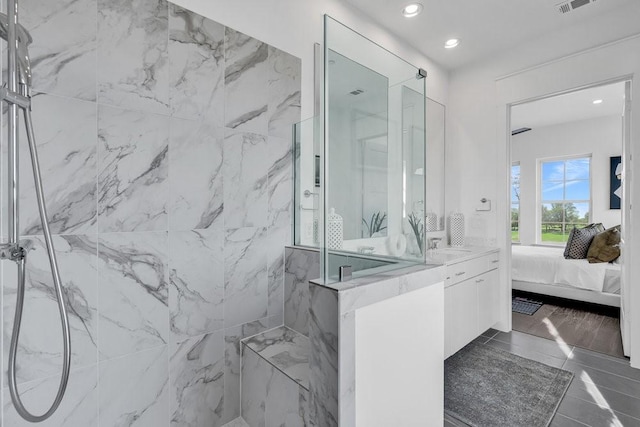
[425,246,499,265]
[311,263,446,313]
[305,246,498,313]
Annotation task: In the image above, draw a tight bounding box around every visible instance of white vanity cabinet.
[443,249,500,358]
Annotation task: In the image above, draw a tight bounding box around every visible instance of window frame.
[537,154,592,245]
[511,162,520,243]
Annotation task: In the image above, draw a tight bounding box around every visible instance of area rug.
[512,296,543,315]
[445,342,573,427]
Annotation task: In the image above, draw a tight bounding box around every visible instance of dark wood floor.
[445,329,640,427]
[511,293,625,359]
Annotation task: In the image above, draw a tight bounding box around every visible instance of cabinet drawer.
[449,256,486,285]
[486,252,500,270]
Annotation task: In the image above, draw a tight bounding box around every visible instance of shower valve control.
[0,240,32,261]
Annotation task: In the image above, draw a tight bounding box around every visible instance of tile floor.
[446,329,640,427]
[512,297,624,358]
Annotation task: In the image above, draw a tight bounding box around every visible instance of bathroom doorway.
[507,80,631,359]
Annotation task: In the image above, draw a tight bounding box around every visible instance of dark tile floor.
[445,329,640,427]
[512,299,625,358]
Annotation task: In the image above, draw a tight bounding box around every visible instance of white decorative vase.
[327,208,343,250]
[313,219,319,244]
[426,212,438,232]
[449,212,465,247]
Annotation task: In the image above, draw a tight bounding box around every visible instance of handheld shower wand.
[1,0,71,422]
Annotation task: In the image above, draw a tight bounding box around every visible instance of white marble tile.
[266,367,305,427]
[221,417,250,427]
[170,332,224,427]
[264,139,293,329]
[242,326,309,389]
[98,105,169,233]
[224,227,268,328]
[168,118,223,231]
[97,0,169,114]
[2,235,97,384]
[224,28,269,134]
[241,347,268,427]
[15,93,97,236]
[267,314,284,329]
[168,5,224,122]
[169,229,224,340]
[241,338,305,427]
[308,284,339,427]
[264,220,289,326]
[299,386,310,427]
[284,247,320,337]
[223,130,268,229]
[20,0,97,101]
[222,318,269,424]
[339,265,445,313]
[268,246,285,325]
[267,46,301,139]
[97,232,169,361]
[98,345,169,426]
[3,363,98,427]
[267,136,293,230]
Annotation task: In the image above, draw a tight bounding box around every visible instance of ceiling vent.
[557,0,596,14]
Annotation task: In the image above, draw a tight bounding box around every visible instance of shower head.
[0,12,32,88]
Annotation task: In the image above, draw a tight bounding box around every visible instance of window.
[511,163,520,242]
[540,156,591,244]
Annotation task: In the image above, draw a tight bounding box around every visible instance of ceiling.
[511,81,626,130]
[343,0,640,70]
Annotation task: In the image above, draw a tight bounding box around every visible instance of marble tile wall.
[308,284,339,427]
[284,247,320,337]
[0,1,300,426]
[283,246,395,338]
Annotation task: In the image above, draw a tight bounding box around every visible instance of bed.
[511,245,621,307]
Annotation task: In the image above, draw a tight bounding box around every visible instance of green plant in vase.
[408,213,424,255]
[362,211,387,237]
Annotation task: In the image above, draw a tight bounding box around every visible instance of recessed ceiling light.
[444,39,460,49]
[402,3,423,17]
[593,99,603,104]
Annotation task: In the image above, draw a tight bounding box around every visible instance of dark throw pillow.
[564,223,605,260]
[587,225,621,263]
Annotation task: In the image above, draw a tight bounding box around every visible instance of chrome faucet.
[427,237,442,250]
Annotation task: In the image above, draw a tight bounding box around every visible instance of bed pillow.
[564,223,605,259]
[587,225,621,263]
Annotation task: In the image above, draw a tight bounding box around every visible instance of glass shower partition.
[320,16,427,283]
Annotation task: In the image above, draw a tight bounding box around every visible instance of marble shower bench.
[240,247,446,427]
[241,326,310,426]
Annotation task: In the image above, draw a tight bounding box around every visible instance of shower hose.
[7,105,71,422]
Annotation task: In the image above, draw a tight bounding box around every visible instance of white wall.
[512,115,623,245]
[447,33,640,366]
[172,0,449,119]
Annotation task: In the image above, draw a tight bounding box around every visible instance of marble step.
[241,326,310,426]
[241,325,309,390]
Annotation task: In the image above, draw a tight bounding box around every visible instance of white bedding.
[511,245,620,293]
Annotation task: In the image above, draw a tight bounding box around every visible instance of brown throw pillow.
[587,225,621,263]
[564,223,605,259]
